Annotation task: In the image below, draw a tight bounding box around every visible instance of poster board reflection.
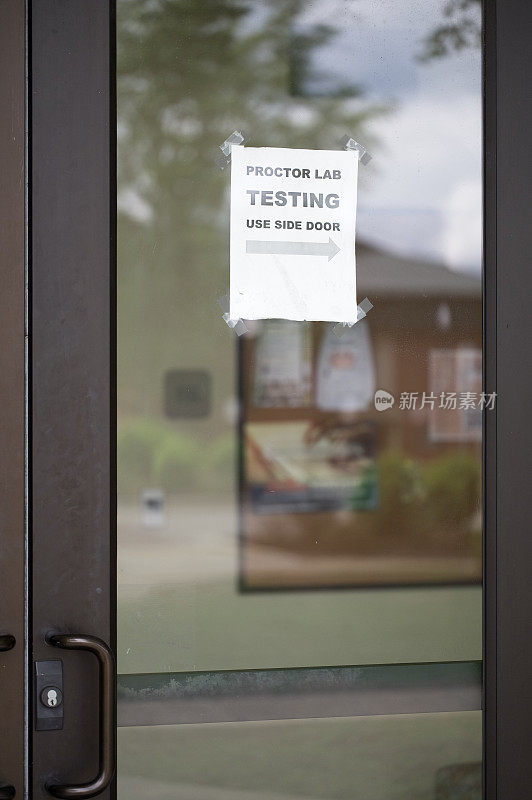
[239,282,482,591]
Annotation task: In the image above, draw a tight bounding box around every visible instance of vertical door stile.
[0,1,27,798]
[30,2,115,798]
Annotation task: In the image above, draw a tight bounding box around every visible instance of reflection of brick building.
[356,242,482,458]
[240,242,482,590]
[243,241,482,460]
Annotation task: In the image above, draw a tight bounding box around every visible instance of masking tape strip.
[218,291,371,337]
[217,294,249,336]
[358,297,374,316]
[333,297,373,337]
[340,134,372,165]
[215,130,249,170]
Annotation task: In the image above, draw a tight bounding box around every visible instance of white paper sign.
[230,145,358,323]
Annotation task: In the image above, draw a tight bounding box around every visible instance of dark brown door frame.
[0,1,27,798]
[483,0,532,797]
[30,1,116,798]
[0,0,530,797]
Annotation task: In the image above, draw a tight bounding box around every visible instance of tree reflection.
[117,0,383,421]
[419,0,481,61]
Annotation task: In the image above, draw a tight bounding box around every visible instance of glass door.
[116,1,483,797]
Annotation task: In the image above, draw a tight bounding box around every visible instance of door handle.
[0,634,15,651]
[46,635,116,799]
[0,786,15,798]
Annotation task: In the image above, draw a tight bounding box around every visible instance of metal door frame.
[483,1,532,797]
[0,1,27,798]
[29,1,116,798]
[1,0,532,797]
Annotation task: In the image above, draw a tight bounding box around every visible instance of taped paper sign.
[230,145,358,323]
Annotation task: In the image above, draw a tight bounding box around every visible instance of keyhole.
[40,684,62,712]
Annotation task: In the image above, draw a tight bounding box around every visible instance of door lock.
[35,660,63,730]
[40,686,63,709]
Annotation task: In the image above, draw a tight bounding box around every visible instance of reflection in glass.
[117,0,483,795]
[119,712,482,800]
[117,0,482,669]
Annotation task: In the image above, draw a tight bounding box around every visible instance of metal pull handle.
[46,635,116,799]
[0,635,15,651]
[0,785,15,798]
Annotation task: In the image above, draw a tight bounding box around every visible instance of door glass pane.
[118,0,482,674]
[117,0,482,795]
[119,712,482,800]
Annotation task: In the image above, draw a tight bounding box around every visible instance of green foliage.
[365,451,480,538]
[202,433,237,492]
[118,417,238,495]
[350,462,379,510]
[117,0,385,426]
[368,452,423,534]
[204,433,236,471]
[117,0,382,260]
[423,451,480,528]
[418,0,481,62]
[117,418,168,494]
[153,433,199,492]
